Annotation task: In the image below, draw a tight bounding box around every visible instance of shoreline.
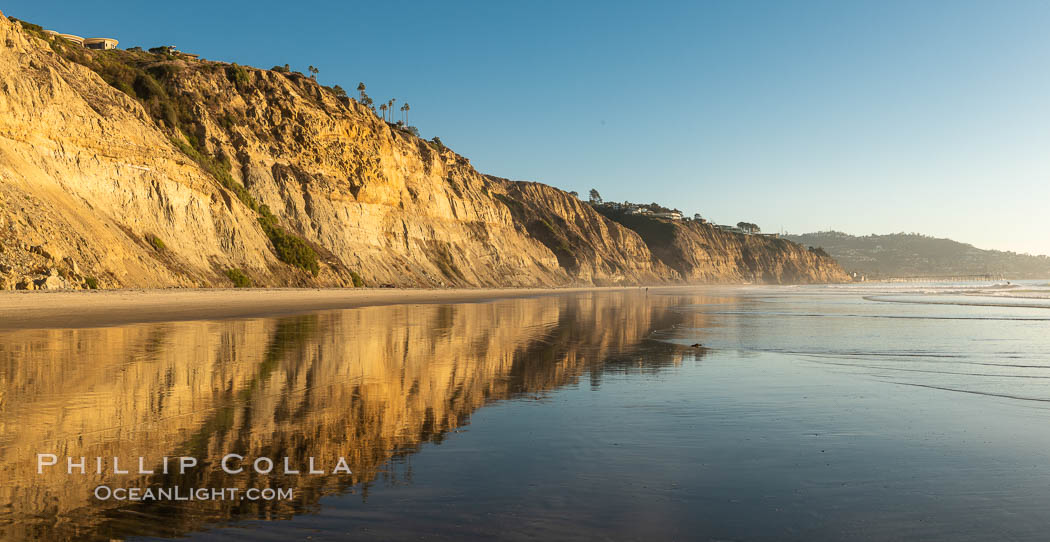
[0,285,703,330]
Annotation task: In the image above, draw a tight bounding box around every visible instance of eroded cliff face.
[599,211,850,284]
[0,16,285,290]
[170,60,649,287]
[0,14,848,288]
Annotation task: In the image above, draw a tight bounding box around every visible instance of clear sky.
[11,1,1050,255]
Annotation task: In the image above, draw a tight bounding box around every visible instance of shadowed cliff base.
[0,14,849,290]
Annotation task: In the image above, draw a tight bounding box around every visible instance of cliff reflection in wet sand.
[0,291,707,541]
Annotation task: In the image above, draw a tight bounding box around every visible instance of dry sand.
[0,286,683,330]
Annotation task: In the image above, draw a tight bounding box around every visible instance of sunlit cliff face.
[0,292,712,541]
[0,15,847,291]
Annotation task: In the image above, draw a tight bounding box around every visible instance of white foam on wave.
[865,294,1050,309]
[821,279,1050,302]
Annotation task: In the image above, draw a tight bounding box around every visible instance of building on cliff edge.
[44,29,117,49]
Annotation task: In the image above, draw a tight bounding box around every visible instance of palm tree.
[356,82,375,111]
[379,103,387,121]
[403,102,410,124]
[388,99,396,123]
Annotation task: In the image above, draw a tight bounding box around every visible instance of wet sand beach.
[0,286,680,330]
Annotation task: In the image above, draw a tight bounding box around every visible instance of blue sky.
[14,1,1050,255]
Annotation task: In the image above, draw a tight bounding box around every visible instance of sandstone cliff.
[0,14,848,289]
[598,210,849,284]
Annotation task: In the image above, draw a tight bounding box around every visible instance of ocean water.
[1,282,1049,541]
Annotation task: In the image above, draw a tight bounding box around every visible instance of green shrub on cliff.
[225,64,250,90]
[147,63,182,80]
[349,270,364,288]
[147,234,166,252]
[133,73,165,100]
[9,18,44,37]
[218,112,237,130]
[257,209,320,276]
[225,268,252,288]
[169,137,253,209]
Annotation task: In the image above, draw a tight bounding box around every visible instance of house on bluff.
[44,29,118,49]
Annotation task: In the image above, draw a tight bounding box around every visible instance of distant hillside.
[784,231,1050,279]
